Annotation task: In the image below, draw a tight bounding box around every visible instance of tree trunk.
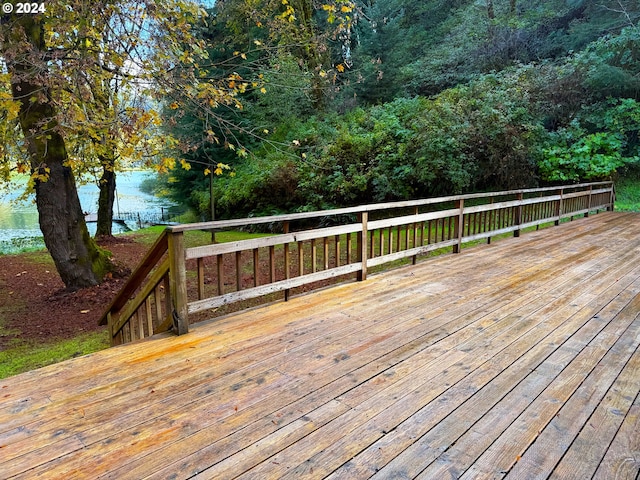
[487,0,495,20]
[4,14,111,289]
[95,158,116,238]
[487,0,496,38]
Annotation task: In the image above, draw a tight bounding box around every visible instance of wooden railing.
[100,182,615,346]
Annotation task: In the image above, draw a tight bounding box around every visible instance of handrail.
[99,230,176,345]
[100,182,615,346]
[168,181,614,233]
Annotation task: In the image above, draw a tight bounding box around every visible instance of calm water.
[0,170,173,253]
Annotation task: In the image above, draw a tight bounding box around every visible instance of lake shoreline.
[0,170,176,254]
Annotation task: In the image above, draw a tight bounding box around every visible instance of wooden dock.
[2,211,639,479]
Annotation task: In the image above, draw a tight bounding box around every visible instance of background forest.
[1,0,639,291]
[159,0,640,220]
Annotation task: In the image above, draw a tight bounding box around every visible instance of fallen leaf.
[80,310,90,314]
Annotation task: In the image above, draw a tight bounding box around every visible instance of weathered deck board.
[1,211,640,479]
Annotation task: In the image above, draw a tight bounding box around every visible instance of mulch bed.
[0,236,149,348]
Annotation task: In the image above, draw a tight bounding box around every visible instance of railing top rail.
[98,229,169,326]
[168,182,613,233]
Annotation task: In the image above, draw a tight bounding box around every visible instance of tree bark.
[95,158,116,237]
[487,0,495,20]
[3,14,111,289]
[487,0,496,38]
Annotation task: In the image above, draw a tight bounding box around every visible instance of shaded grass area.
[614,174,640,211]
[0,331,109,379]
[0,249,112,379]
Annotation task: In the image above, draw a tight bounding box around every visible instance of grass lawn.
[614,174,640,211]
[0,331,109,379]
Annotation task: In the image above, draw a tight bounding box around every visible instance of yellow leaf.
[169,102,179,109]
[204,168,211,175]
[180,159,192,170]
[240,53,247,60]
[260,87,267,94]
[254,40,262,46]
[336,64,345,72]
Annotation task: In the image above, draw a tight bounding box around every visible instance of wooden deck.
[2,211,640,479]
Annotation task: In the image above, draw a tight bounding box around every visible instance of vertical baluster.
[253,248,259,287]
[370,230,375,258]
[454,199,464,254]
[124,321,131,343]
[283,221,290,300]
[197,257,205,300]
[154,284,162,334]
[269,246,275,283]
[217,254,224,295]
[298,241,304,275]
[235,251,242,291]
[357,212,368,281]
[311,239,317,273]
[145,296,153,337]
[137,308,145,339]
[323,237,329,270]
[163,275,171,325]
[413,206,420,248]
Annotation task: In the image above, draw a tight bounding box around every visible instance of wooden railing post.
[168,230,189,335]
[555,188,563,226]
[357,212,368,281]
[412,206,419,264]
[514,193,523,237]
[586,185,592,217]
[609,183,615,211]
[283,221,291,301]
[453,199,464,253]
